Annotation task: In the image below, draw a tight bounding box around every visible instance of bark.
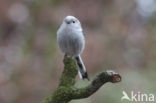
[42,57,121,103]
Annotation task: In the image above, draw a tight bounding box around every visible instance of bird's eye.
[72,21,75,23]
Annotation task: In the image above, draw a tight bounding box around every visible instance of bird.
[57,15,89,80]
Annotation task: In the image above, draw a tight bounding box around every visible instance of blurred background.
[0,0,156,103]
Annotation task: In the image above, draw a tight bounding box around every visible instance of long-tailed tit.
[57,16,89,80]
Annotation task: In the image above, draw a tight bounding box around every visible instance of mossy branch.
[42,57,121,103]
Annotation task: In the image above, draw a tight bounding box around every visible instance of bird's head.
[63,16,82,30]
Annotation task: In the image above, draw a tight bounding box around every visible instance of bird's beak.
[66,21,70,24]
[64,19,71,24]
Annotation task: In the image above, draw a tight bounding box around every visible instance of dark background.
[0,0,156,103]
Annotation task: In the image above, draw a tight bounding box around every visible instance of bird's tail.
[75,55,89,80]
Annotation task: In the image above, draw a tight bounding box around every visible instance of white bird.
[121,91,131,101]
[57,16,89,80]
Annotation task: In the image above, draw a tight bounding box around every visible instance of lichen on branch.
[42,57,121,103]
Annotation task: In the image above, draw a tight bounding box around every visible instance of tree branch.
[59,57,78,87]
[71,71,121,99]
[42,57,121,103]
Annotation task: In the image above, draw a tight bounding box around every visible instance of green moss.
[71,86,90,99]
[42,57,79,103]
[43,86,74,103]
[42,57,120,103]
[42,94,53,103]
[59,57,78,87]
[53,87,72,102]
